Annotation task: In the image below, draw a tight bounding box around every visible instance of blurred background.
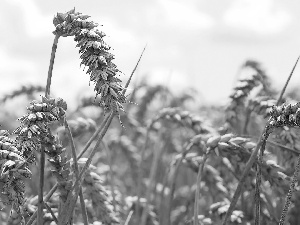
[1,0,300,108]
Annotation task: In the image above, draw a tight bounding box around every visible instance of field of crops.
[1,8,300,225]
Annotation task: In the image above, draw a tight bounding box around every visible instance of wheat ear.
[0,85,46,104]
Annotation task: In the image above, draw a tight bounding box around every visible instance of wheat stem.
[37,146,45,225]
[102,141,117,211]
[136,128,150,224]
[276,56,300,106]
[124,210,134,225]
[242,109,252,135]
[165,159,181,225]
[279,153,300,224]
[44,202,58,224]
[25,185,58,225]
[166,147,192,225]
[64,118,89,225]
[267,140,300,154]
[36,32,60,225]
[140,141,162,225]
[158,171,169,224]
[262,188,280,223]
[255,163,262,225]
[193,155,208,225]
[79,189,88,224]
[45,34,60,97]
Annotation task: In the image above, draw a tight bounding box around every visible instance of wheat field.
[0,8,300,225]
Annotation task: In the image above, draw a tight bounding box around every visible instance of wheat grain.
[150,107,213,134]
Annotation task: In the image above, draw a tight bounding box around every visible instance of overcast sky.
[1,0,300,108]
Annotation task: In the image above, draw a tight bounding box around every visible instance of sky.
[1,0,300,108]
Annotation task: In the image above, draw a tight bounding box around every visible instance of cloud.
[157,0,215,30]
[0,50,39,95]
[223,0,292,35]
[5,0,52,37]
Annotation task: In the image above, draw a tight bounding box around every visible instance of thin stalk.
[158,171,169,224]
[124,210,134,225]
[276,56,299,106]
[166,157,185,225]
[37,33,60,225]
[123,44,147,95]
[45,34,60,97]
[166,162,181,225]
[25,185,58,225]
[261,188,279,223]
[37,147,45,225]
[165,146,193,225]
[279,153,300,224]
[242,107,251,215]
[267,140,300,154]
[102,141,117,211]
[242,109,252,135]
[140,141,162,225]
[193,155,208,225]
[255,164,262,225]
[79,189,88,224]
[64,118,89,225]
[44,202,58,224]
[136,128,150,224]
